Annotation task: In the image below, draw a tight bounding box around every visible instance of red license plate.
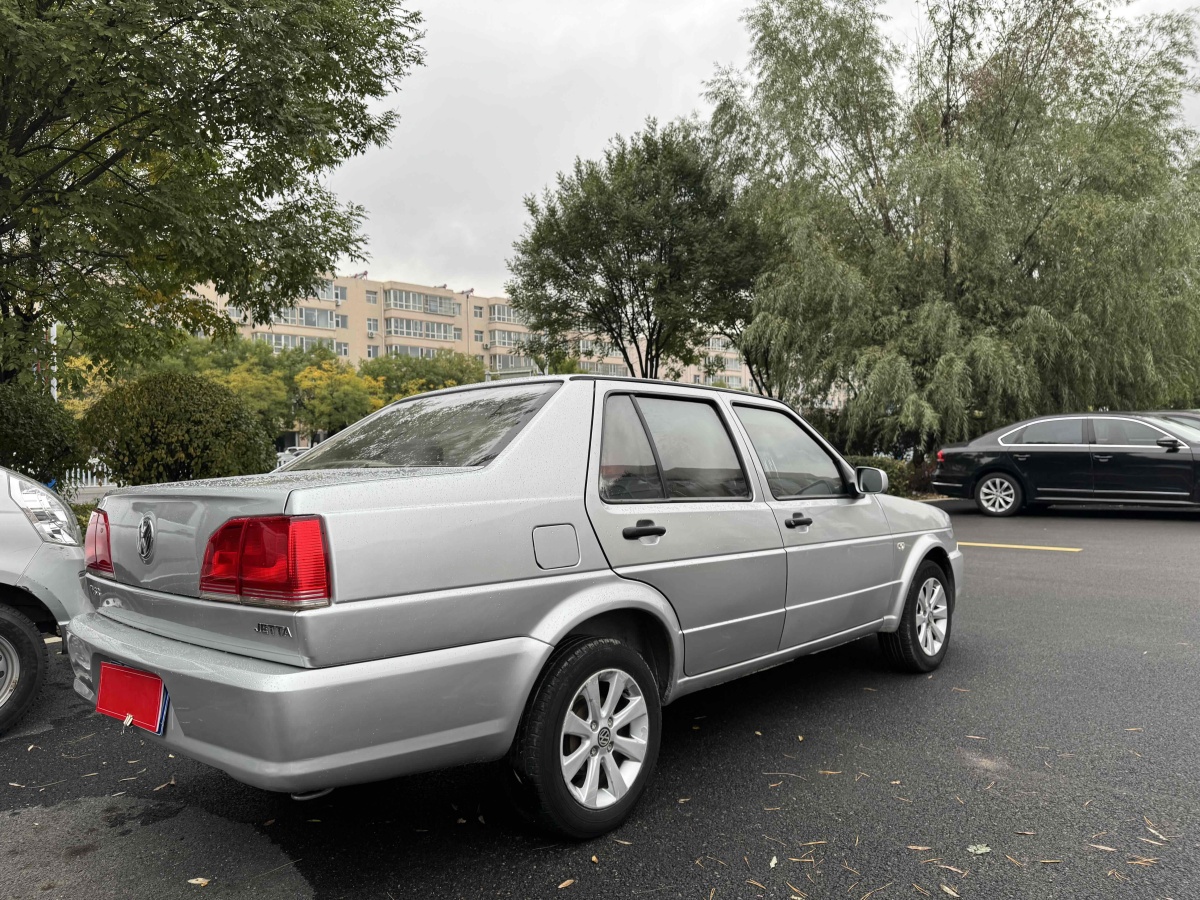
[96,662,169,735]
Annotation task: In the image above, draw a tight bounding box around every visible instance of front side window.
[1093,418,1172,446]
[1012,419,1083,444]
[289,383,559,470]
[598,394,748,501]
[734,405,847,498]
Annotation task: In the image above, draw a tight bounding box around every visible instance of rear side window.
[1011,419,1083,444]
[290,383,559,470]
[598,395,749,501]
[733,405,848,498]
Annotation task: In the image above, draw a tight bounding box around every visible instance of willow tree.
[710,0,1200,453]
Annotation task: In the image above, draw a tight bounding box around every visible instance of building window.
[706,336,730,351]
[726,375,742,388]
[253,333,332,352]
[335,314,349,329]
[301,307,335,329]
[315,280,335,300]
[388,344,442,359]
[425,295,460,317]
[473,305,484,318]
[475,354,485,363]
[385,289,460,316]
[694,375,701,384]
[473,330,484,343]
[386,317,425,338]
[271,307,299,326]
[579,360,630,377]
[427,321,457,341]
[489,304,520,324]
[365,290,378,305]
[335,342,350,357]
[366,318,379,335]
[334,285,348,302]
[579,338,613,358]
[366,344,380,359]
[453,327,463,341]
[489,329,522,348]
[491,353,535,370]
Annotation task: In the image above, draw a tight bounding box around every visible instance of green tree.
[709,0,1200,453]
[0,0,424,385]
[82,372,275,485]
[294,360,382,437]
[359,351,485,399]
[0,383,79,483]
[507,118,759,379]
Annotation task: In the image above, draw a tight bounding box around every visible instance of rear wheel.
[879,560,954,673]
[0,605,49,736]
[975,473,1022,516]
[508,637,661,839]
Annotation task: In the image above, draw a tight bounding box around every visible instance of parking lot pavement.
[3,503,1198,899]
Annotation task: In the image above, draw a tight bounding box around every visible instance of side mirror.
[856,466,889,494]
[1157,436,1183,451]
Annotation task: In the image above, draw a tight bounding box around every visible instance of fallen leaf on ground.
[965,735,985,740]
[187,878,210,887]
[591,856,598,864]
[558,879,574,889]
[747,879,767,889]
[819,770,842,775]
[907,845,932,851]
[769,856,778,868]
[940,886,959,898]
[967,844,991,855]
[1089,844,1117,852]
[1005,855,1023,867]
[612,839,631,845]
[1127,857,1159,867]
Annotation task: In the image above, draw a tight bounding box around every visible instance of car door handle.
[1095,455,1112,462]
[784,513,813,528]
[622,519,666,540]
[1013,453,1031,461]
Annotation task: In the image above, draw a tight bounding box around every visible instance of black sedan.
[932,412,1200,516]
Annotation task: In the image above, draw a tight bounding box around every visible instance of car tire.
[974,472,1023,516]
[879,560,954,673]
[508,637,661,839]
[0,605,49,737]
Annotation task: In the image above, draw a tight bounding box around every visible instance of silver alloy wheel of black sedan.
[976,473,1022,516]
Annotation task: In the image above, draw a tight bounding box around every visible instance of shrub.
[82,372,276,485]
[0,383,80,484]
[844,455,914,498]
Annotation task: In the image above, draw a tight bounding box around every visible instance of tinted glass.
[1015,419,1083,444]
[636,398,749,499]
[734,405,848,498]
[290,383,558,470]
[1149,416,1200,443]
[1093,418,1171,447]
[599,395,665,501]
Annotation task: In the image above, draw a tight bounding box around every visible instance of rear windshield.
[289,383,560,470]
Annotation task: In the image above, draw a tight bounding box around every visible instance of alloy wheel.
[0,634,21,710]
[979,477,1016,514]
[915,577,949,657]
[559,668,650,809]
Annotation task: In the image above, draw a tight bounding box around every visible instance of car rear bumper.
[66,611,553,794]
[930,477,970,499]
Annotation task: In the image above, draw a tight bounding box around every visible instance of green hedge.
[0,383,80,484]
[844,455,914,498]
[82,372,276,485]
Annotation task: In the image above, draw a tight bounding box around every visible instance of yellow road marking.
[958,541,1082,553]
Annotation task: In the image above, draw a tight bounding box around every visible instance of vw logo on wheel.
[136,513,156,564]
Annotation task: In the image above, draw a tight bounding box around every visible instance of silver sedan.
[67,378,962,837]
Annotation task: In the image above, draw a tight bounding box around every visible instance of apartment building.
[207,274,752,387]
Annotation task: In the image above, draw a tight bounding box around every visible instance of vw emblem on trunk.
[136,514,156,564]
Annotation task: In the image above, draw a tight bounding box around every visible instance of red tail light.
[936,450,946,462]
[84,509,114,575]
[200,516,329,609]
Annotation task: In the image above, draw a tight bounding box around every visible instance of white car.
[0,467,87,734]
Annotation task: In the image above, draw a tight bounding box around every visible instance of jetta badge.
[136,514,156,564]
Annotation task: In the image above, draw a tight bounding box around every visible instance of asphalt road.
[3,501,1198,899]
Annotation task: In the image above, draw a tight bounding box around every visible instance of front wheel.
[0,605,49,736]
[879,560,954,673]
[975,473,1023,517]
[508,637,661,839]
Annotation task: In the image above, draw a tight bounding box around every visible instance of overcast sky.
[327,0,1194,297]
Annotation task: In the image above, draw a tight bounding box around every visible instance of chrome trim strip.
[785,580,901,613]
[682,607,784,635]
[617,546,786,576]
[1093,489,1191,497]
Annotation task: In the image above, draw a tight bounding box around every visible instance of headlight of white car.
[7,471,81,546]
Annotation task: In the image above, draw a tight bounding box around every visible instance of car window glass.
[1093,419,1170,446]
[734,405,848,498]
[1015,419,1083,444]
[598,395,665,501]
[1149,416,1200,443]
[289,383,558,469]
[635,397,749,499]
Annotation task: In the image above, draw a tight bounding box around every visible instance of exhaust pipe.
[290,787,334,802]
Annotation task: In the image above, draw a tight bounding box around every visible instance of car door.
[729,402,895,649]
[1001,417,1092,501]
[585,387,786,676]
[1089,416,1195,502]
